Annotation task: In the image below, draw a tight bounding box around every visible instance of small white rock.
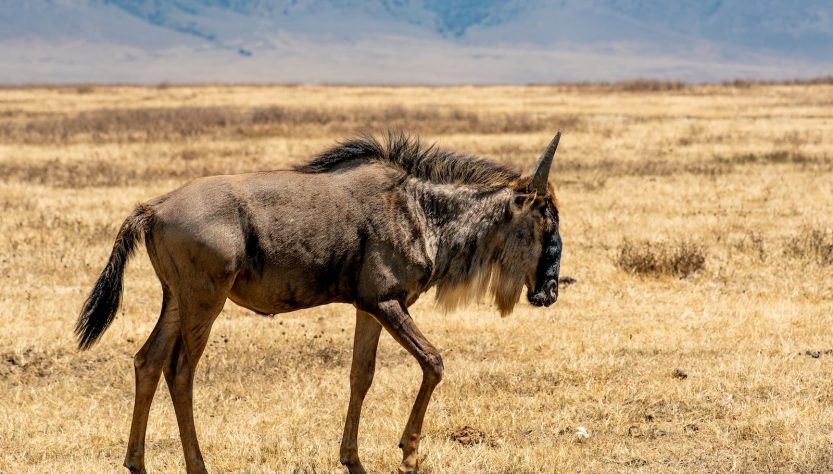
[575,426,590,441]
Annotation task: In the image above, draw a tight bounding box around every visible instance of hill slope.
[0,0,830,83]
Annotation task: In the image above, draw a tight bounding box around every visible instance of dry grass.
[0,104,582,144]
[616,240,706,278]
[1,83,833,473]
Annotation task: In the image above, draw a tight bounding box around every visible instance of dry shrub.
[724,76,833,87]
[731,231,767,262]
[726,79,755,89]
[785,227,833,266]
[775,131,812,148]
[717,151,815,165]
[801,76,833,85]
[609,80,687,92]
[560,80,688,92]
[617,239,705,278]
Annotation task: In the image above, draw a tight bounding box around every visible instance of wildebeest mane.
[296,132,520,188]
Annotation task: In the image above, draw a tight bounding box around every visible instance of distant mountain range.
[1,0,831,84]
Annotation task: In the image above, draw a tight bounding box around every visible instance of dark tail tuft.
[75,204,154,350]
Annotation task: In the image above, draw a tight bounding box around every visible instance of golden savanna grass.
[1,83,832,473]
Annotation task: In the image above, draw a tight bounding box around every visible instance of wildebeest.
[75,131,563,474]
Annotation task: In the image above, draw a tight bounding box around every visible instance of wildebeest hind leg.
[340,309,382,474]
[368,300,443,474]
[163,277,233,474]
[124,291,180,473]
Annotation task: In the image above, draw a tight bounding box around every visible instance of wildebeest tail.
[75,204,154,350]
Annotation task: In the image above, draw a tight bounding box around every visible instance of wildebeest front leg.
[340,310,382,474]
[371,300,443,474]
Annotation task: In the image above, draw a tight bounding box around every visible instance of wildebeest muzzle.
[528,224,561,308]
[528,279,558,307]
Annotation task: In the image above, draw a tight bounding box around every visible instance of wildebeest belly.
[229,271,348,315]
[227,223,364,314]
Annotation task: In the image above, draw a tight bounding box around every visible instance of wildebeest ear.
[526,130,561,195]
[511,192,535,213]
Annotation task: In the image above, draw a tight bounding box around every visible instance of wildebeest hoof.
[339,457,366,474]
[123,461,146,474]
[398,464,418,474]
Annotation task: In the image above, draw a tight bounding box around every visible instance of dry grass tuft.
[616,240,706,278]
[785,227,833,266]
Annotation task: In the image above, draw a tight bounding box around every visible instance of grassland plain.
[1,83,832,473]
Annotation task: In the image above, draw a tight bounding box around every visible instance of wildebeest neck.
[406,178,517,312]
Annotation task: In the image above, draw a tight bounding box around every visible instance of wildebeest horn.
[528,130,561,195]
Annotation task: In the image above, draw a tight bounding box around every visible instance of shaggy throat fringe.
[434,262,525,317]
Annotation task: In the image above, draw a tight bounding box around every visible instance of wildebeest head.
[505,131,562,309]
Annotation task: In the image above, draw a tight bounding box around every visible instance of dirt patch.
[673,369,688,380]
[624,458,650,468]
[466,368,561,397]
[310,345,349,368]
[448,425,498,448]
[803,350,833,359]
[1,346,117,385]
[1,347,60,380]
[628,425,670,439]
